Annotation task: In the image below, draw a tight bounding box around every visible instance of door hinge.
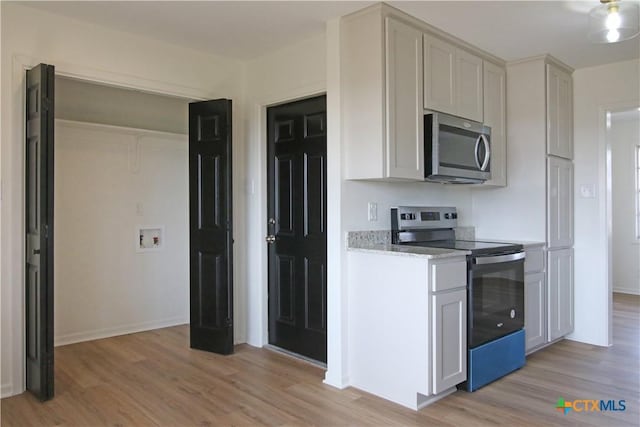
[225,318,232,327]
[42,98,51,112]
[44,224,49,239]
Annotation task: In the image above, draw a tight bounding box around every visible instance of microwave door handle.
[480,134,491,171]
[474,136,482,170]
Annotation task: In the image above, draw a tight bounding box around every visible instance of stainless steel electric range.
[391,206,526,391]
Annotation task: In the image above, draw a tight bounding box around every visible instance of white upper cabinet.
[456,49,484,122]
[343,5,502,181]
[481,61,506,187]
[547,64,573,159]
[424,33,483,122]
[423,35,456,116]
[385,17,424,180]
[342,9,424,181]
[547,156,574,248]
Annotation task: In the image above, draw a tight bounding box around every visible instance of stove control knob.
[444,213,451,219]
[452,213,458,219]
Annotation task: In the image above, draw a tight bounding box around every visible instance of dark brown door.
[25,63,55,401]
[189,99,233,355]
[267,95,327,362]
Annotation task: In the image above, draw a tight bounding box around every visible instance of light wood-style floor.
[2,293,638,426]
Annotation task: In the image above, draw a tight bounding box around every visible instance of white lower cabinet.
[525,272,546,352]
[432,289,467,394]
[548,248,574,340]
[347,251,467,410]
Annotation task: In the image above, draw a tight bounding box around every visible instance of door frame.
[251,86,326,348]
[5,54,213,397]
[600,100,640,348]
[265,95,328,362]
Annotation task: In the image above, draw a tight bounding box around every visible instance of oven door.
[468,252,525,348]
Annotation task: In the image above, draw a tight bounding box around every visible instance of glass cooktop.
[404,240,523,256]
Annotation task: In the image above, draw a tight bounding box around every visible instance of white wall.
[471,59,548,242]
[573,59,640,346]
[610,111,640,295]
[342,182,472,232]
[54,121,189,345]
[0,2,246,397]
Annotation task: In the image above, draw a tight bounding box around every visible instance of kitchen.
[1,1,638,425]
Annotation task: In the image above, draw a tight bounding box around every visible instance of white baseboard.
[323,371,350,389]
[1,382,15,399]
[613,288,640,296]
[54,316,188,347]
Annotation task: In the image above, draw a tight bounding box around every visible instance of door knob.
[265,235,276,244]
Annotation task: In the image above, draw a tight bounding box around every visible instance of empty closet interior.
[54,77,191,345]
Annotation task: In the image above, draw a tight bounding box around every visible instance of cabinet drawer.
[431,261,467,292]
[524,249,544,273]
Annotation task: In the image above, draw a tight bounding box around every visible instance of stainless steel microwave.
[425,112,491,184]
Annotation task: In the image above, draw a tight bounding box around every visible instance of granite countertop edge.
[348,243,471,259]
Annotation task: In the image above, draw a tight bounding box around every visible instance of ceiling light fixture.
[588,0,640,43]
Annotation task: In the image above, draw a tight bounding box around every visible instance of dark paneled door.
[189,99,234,355]
[25,63,55,401]
[267,95,327,363]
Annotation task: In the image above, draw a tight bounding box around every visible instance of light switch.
[368,202,378,221]
[580,184,596,199]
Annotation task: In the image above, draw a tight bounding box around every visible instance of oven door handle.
[473,252,525,265]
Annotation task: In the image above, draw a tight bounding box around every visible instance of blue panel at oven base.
[468,329,525,392]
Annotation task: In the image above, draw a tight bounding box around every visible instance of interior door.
[267,95,327,363]
[189,99,233,354]
[25,63,55,401]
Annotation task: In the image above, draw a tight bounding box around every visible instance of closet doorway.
[53,76,191,347]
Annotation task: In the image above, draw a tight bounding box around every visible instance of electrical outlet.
[368,202,378,221]
[580,184,596,199]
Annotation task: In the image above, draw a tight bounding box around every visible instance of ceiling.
[23,1,640,69]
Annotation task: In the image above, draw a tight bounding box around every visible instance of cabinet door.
[547,64,573,159]
[547,156,574,248]
[385,17,424,180]
[525,272,546,352]
[423,34,456,115]
[524,246,545,274]
[548,248,574,341]
[432,289,467,394]
[456,49,483,122]
[481,61,506,186]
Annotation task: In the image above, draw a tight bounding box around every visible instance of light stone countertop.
[348,243,470,259]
